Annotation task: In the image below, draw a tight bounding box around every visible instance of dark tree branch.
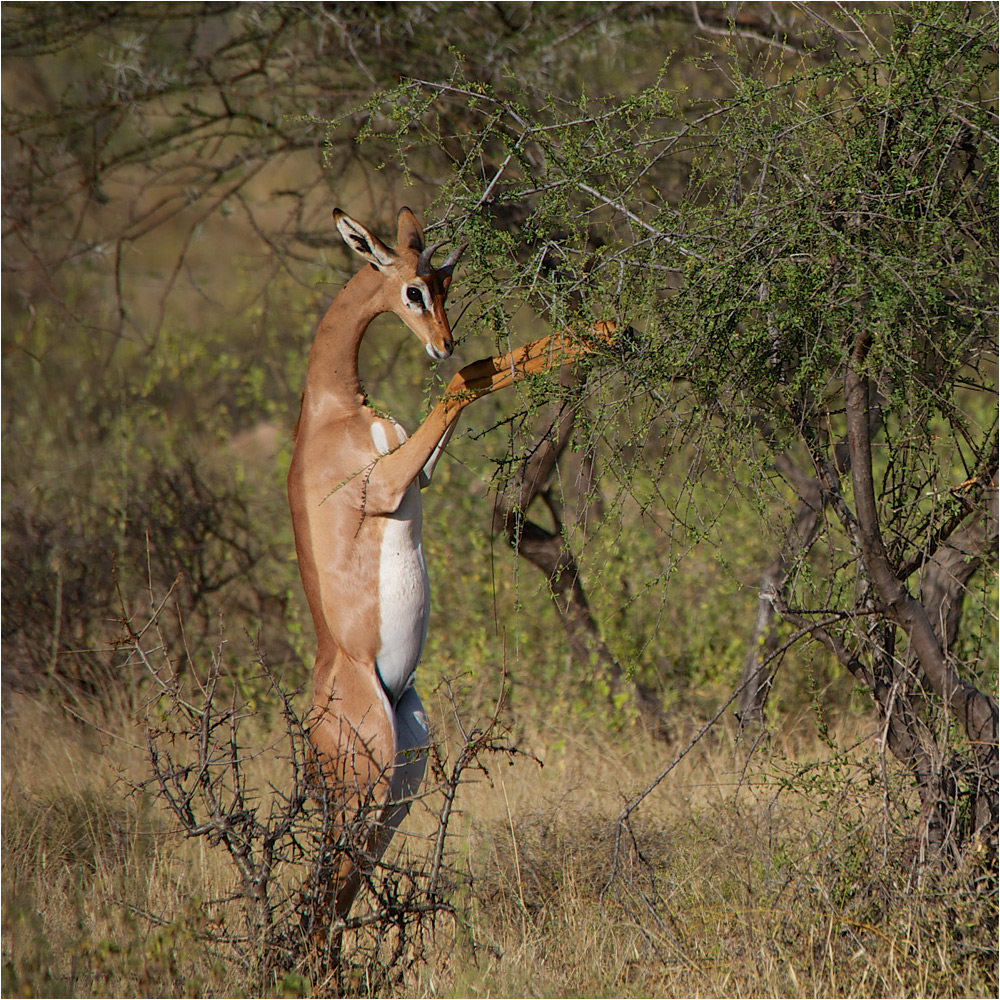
[737,464,824,728]
[844,342,998,847]
[492,372,669,740]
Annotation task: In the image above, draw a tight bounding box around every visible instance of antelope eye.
[406,286,424,306]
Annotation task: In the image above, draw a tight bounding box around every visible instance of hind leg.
[322,685,430,905]
[375,685,429,857]
[305,659,397,958]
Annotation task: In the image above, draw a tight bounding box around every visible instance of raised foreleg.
[360,321,620,513]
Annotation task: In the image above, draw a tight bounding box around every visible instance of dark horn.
[438,242,469,278]
[416,240,447,277]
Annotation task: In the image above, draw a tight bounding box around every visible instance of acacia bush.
[108,577,529,995]
[349,2,998,863]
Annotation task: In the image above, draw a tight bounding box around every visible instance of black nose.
[428,340,454,360]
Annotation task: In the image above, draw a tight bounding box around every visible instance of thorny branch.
[118,577,526,986]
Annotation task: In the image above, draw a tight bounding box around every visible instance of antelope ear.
[333,209,396,269]
[395,206,424,253]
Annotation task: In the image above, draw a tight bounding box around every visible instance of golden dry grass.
[3,685,996,999]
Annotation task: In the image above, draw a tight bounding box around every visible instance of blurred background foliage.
[2,3,998,996]
[3,1,994,720]
[1,0,794,714]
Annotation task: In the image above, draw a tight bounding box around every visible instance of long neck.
[303,265,384,418]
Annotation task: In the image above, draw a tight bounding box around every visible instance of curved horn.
[437,242,469,278]
[416,240,447,277]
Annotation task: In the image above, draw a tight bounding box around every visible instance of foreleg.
[363,321,619,511]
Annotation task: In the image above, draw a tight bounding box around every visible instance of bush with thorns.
[119,580,523,993]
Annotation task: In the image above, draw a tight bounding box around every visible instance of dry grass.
[2,691,996,998]
[2,695,239,997]
[436,722,996,999]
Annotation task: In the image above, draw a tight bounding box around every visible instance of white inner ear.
[336,216,396,269]
[402,281,429,313]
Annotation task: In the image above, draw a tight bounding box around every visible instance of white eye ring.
[403,284,427,312]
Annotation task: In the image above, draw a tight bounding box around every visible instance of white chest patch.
[376,482,429,702]
[371,417,428,703]
[371,421,390,456]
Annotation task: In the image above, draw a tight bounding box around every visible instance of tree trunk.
[906,484,1000,852]
[766,367,998,862]
[842,354,998,857]
[492,375,669,740]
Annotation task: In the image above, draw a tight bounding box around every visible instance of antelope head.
[333,206,467,360]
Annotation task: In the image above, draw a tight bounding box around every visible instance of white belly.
[375,482,430,702]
